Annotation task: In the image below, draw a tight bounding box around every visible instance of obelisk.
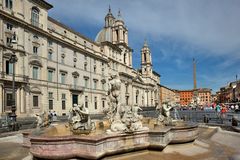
[193,58,197,89]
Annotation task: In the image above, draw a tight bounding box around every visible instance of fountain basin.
[25,122,198,159]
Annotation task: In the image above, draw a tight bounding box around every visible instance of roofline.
[101,41,122,52]
[48,16,100,46]
[31,0,53,10]
[159,84,175,92]
[153,70,161,77]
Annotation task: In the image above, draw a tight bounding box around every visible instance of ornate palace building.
[0,0,160,117]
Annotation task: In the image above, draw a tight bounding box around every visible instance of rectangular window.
[102,100,105,108]
[62,93,66,99]
[126,85,129,93]
[49,99,53,110]
[5,0,13,9]
[6,23,13,30]
[6,93,12,106]
[61,46,65,52]
[93,80,97,90]
[73,77,78,87]
[48,70,53,82]
[62,100,66,110]
[102,82,105,90]
[32,67,38,79]
[61,93,66,110]
[61,73,66,84]
[33,95,38,107]
[48,92,53,99]
[94,97,97,110]
[126,96,129,105]
[48,40,53,46]
[48,92,53,110]
[84,63,87,71]
[48,51,52,60]
[93,65,96,73]
[102,68,104,75]
[61,57,64,64]
[33,46,38,54]
[85,96,88,108]
[6,60,13,75]
[84,78,88,88]
[6,37,12,44]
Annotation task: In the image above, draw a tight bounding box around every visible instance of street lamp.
[8,32,19,131]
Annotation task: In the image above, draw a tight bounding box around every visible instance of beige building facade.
[0,0,160,117]
[197,88,212,106]
[159,85,179,105]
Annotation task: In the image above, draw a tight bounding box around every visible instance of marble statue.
[68,103,95,134]
[35,111,51,128]
[157,102,174,125]
[106,73,148,133]
[190,96,200,109]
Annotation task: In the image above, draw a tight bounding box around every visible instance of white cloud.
[47,0,240,92]
[47,0,240,57]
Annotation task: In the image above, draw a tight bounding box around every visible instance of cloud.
[46,0,240,93]
[48,0,240,57]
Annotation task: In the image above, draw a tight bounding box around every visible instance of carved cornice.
[31,0,53,10]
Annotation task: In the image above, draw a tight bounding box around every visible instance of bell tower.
[141,40,152,76]
[112,10,128,45]
[105,5,115,27]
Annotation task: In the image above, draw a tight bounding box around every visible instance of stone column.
[0,84,3,115]
[26,91,31,115]
[119,27,124,43]
[125,31,128,45]
[146,90,149,107]
[0,19,3,44]
[16,88,20,115]
[129,53,132,67]
[20,87,25,113]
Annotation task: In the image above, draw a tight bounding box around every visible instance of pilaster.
[0,83,3,115]
[16,87,20,115]
[20,86,25,113]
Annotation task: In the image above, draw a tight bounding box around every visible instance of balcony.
[29,55,42,67]
[32,37,40,44]
[31,19,43,29]
[69,85,85,93]
[0,71,29,83]
[4,28,14,36]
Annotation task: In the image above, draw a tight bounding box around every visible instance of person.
[52,111,57,121]
[235,104,239,111]
[220,104,227,123]
[215,104,221,118]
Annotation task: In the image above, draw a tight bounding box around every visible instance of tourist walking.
[220,105,227,124]
[215,104,221,118]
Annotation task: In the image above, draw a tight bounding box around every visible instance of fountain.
[23,74,198,159]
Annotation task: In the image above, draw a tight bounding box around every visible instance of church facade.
[0,0,160,117]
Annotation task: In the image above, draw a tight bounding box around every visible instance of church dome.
[95,27,112,43]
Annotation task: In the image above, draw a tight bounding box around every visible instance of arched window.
[143,53,146,62]
[124,53,126,64]
[31,7,39,27]
[136,90,139,104]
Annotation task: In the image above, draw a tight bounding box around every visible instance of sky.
[47,0,240,93]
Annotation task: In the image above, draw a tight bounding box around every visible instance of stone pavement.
[0,127,240,160]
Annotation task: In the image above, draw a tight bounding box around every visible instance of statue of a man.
[162,103,172,118]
